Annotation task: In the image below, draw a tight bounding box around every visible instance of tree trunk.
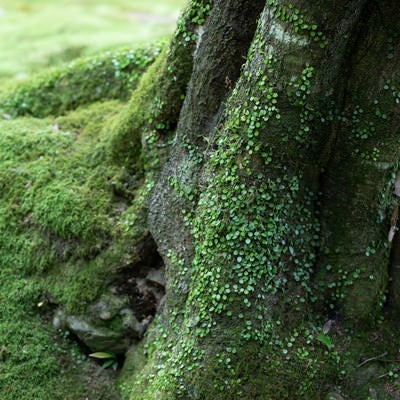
[126,0,400,399]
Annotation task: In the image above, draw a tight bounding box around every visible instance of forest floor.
[0,1,185,399]
[0,0,186,82]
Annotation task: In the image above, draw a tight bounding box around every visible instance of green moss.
[176,0,213,42]
[0,277,119,399]
[106,48,169,167]
[117,341,149,399]
[0,95,145,397]
[0,0,208,397]
[0,43,165,118]
[0,103,120,249]
[55,99,123,137]
[0,23,190,393]
[46,258,109,313]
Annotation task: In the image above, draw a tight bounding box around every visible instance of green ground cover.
[0,1,185,398]
[0,60,159,398]
[0,0,185,82]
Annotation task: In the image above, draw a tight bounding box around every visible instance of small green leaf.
[317,334,333,350]
[102,359,117,369]
[89,352,115,359]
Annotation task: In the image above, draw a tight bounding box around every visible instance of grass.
[0,0,186,82]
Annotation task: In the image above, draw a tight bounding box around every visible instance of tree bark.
[128,1,400,399]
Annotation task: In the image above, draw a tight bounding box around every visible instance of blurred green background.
[0,0,187,82]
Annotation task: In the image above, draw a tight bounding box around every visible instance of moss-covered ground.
[0,0,194,394]
[0,110,109,397]
[0,0,186,82]
[0,34,170,397]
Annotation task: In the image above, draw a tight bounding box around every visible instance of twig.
[357,352,388,368]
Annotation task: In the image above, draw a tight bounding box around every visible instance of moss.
[0,1,205,397]
[0,277,120,400]
[55,99,123,137]
[0,43,165,118]
[0,104,119,247]
[106,29,195,173]
[117,341,149,399]
[0,94,147,397]
[45,259,106,313]
[0,23,189,393]
[107,48,171,168]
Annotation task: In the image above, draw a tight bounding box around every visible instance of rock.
[89,292,126,321]
[53,289,146,354]
[66,315,130,353]
[120,308,142,333]
[51,259,166,354]
[353,363,385,387]
[146,268,166,287]
[53,309,67,330]
[118,341,148,383]
[392,390,400,400]
[99,310,112,321]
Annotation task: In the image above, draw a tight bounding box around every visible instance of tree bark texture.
[129,1,400,399]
